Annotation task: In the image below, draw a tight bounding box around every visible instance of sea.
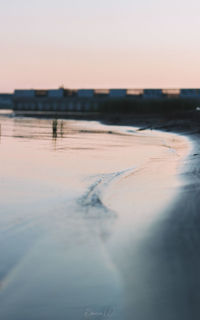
[0,110,189,320]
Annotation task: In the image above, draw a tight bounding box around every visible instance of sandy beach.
[0,111,199,319]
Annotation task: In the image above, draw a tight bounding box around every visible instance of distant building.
[48,89,64,98]
[14,89,35,97]
[77,89,94,98]
[35,90,48,97]
[13,88,100,112]
[180,89,200,98]
[126,89,143,98]
[0,93,13,108]
[109,89,127,98]
[143,89,163,99]
[94,89,109,97]
[11,87,200,113]
[162,89,180,98]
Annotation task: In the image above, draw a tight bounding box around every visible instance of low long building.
[13,89,100,112]
[0,93,13,108]
[143,89,163,98]
[12,88,200,113]
[180,89,200,98]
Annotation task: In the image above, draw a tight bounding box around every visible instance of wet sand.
[0,111,198,319]
[102,111,200,317]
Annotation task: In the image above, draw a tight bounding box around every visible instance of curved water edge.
[0,115,191,320]
[78,129,192,320]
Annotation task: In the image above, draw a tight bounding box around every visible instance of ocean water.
[0,111,189,320]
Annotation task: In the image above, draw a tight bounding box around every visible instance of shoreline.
[11,108,200,135]
[130,136,200,320]
[94,118,198,318]
[1,109,200,318]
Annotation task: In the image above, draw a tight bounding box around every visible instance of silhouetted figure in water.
[52,119,57,138]
[60,120,64,137]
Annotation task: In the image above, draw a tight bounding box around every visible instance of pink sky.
[1,0,200,92]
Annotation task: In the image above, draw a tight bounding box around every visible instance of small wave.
[78,166,136,217]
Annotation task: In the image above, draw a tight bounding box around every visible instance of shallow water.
[0,111,189,319]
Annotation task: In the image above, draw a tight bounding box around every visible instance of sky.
[1,0,200,92]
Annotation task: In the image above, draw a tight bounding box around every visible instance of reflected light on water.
[0,112,190,320]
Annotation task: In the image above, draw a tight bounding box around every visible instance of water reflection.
[52,118,57,138]
[0,113,190,320]
[60,120,64,138]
